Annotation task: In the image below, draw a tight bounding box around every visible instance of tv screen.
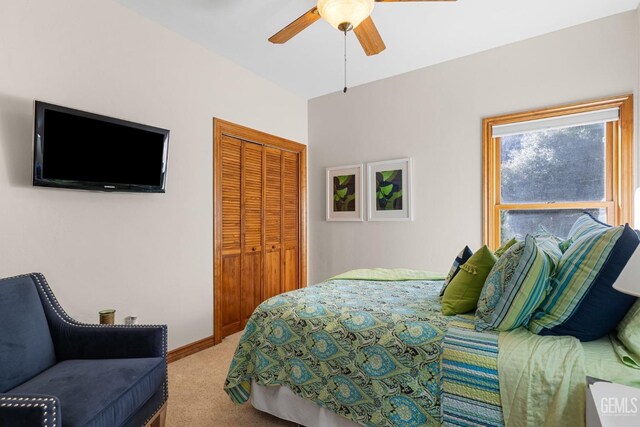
[33,101,169,193]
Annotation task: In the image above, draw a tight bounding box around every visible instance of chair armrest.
[51,323,168,361]
[28,273,167,360]
[0,395,61,427]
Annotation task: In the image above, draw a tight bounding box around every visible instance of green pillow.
[442,246,497,316]
[495,238,518,258]
[559,238,573,253]
[618,300,640,356]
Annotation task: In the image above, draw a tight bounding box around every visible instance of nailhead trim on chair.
[0,273,169,427]
[0,396,58,427]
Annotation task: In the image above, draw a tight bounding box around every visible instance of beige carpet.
[166,332,296,426]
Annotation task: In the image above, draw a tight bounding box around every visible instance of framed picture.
[326,164,364,221]
[367,158,412,221]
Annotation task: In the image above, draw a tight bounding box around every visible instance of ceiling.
[114,0,640,99]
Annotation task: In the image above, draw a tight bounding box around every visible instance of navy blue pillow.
[539,224,639,341]
[440,246,473,297]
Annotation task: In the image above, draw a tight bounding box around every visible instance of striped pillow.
[566,212,610,243]
[534,228,563,267]
[475,235,559,332]
[528,223,639,341]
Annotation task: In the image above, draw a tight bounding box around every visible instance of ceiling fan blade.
[269,7,321,44]
[354,17,386,56]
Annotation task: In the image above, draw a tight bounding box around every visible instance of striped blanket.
[442,317,504,426]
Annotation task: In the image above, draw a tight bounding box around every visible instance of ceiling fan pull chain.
[343,29,348,94]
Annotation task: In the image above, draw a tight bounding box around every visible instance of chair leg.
[147,403,167,427]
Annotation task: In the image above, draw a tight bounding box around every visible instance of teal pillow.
[476,235,557,332]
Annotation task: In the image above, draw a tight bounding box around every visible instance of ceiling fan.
[269,0,458,56]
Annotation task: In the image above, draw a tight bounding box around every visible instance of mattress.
[250,380,360,427]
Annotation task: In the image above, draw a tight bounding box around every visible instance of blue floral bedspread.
[224,279,455,426]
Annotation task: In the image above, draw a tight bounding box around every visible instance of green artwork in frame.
[333,174,356,212]
[367,158,411,221]
[376,169,403,211]
[327,164,363,221]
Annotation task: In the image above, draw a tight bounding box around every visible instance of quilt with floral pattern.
[224,277,454,426]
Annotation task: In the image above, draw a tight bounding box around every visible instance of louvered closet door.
[219,136,242,337]
[241,142,263,327]
[282,151,299,293]
[264,147,283,300]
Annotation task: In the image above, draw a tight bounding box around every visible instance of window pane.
[500,123,606,203]
[500,209,607,243]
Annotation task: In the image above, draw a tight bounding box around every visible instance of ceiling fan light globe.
[317,0,374,31]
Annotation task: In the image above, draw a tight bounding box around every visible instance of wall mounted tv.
[33,101,169,193]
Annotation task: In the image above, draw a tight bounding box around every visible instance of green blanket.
[498,329,586,427]
[224,272,451,426]
[497,329,640,427]
[330,268,446,282]
[583,335,640,387]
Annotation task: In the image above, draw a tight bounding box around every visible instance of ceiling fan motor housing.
[317,0,375,32]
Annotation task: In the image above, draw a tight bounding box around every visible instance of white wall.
[0,0,307,349]
[308,12,638,284]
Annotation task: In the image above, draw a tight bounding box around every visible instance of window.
[483,95,634,249]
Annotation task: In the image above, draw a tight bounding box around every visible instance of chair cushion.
[0,275,56,392]
[9,357,165,427]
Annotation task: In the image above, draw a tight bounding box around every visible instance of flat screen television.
[33,101,169,193]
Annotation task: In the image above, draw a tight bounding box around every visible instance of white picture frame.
[326,164,364,222]
[367,158,412,221]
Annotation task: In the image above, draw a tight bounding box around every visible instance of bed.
[224,269,640,427]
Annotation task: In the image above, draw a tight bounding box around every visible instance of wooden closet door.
[219,136,242,337]
[264,147,282,300]
[241,142,263,327]
[282,152,299,293]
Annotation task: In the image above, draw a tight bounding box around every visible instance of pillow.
[476,235,557,332]
[618,300,640,356]
[528,222,639,341]
[442,246,497,316]
[610,334,640,370]
[440,246,473,297]
[566,212,610,243]
[532,228,563,268]
[494,238,518,258]
[559,238,573,253]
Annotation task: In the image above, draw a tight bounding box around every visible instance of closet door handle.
[252,247,256,252]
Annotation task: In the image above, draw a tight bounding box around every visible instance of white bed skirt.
[250,380,361,427]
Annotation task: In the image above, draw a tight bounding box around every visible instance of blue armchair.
[0,273,168,427]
